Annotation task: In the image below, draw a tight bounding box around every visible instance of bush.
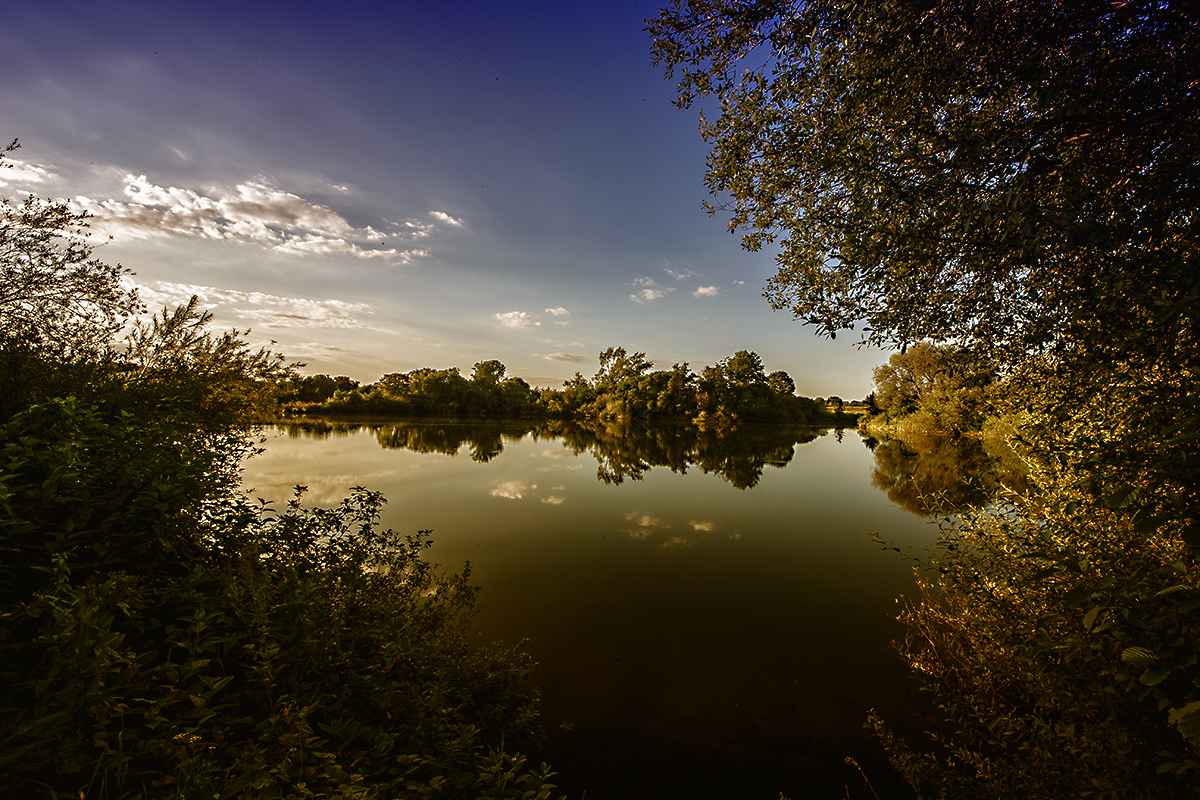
[872,479,1199,799]
[0,399,557,798]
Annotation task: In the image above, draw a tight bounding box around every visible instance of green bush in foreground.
[871,479,1198,799]
[0,399,557,798]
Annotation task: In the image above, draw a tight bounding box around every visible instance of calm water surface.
[241,421,1000,799]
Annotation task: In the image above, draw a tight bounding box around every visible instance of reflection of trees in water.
[553,421,823,490]
[279,418,833,489]
[278,418,540,462]
[866,431,1029,515]
[281,419,368,440]
[373,421,539,462]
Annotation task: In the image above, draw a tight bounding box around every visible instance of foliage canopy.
[649,0,1200,363]
[651,1,1200,795]
[0,141,140,357]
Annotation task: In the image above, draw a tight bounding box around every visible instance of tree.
[721,349,766,387]
[648,1,1199,363]
[120,297,295,430]
[871,343,993,430]
[593,346,653,390]
[278,373,359,403]
[1,143,145,416]
[1,144,140,356]
[872,342,951,419]
[472,359,507,386]
[766,370,795,396]
[650,2,1200,793]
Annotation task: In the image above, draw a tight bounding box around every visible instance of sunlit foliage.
[871,476,1199,798]
[288,347,843,429]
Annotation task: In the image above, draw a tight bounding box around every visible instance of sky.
[1,0,890,397]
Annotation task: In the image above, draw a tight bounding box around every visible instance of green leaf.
[1178,598,1200,614]
[1063,586,1093,606]
[1104,485,1139,510]
[1135,515,1166,534]
[1082,606,1102,631]
[1029,567,1060,580]
[1155,584,1190,596]
[1168,701,1200,746]
[1140,666,1172,686]
[1121,647,1158,665]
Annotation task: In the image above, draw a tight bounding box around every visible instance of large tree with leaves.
[648,0,1199,361]
[648,0,1200,553]
[650,2,1200,794]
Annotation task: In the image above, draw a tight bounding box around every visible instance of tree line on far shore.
[278,347,863,427]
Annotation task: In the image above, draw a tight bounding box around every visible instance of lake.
[240,420,1017,799]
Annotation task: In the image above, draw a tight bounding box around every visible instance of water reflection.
[276,417,1029,518]
[554,420,820,489]
[376,421,538,462]
[248,421,938,798]
[622,512,735,549]
[278,417,829,490]
[863,429,1030,515]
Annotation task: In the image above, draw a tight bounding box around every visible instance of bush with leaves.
[0,161,557,796]
[0,398,557,798]
[870,461,1199,798]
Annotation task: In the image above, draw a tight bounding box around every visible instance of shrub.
[0,399,557,798]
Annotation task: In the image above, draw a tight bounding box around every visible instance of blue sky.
[1,0,889,397]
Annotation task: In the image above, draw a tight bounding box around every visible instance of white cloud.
[537,352,588,363]
[541,496,566,505]
[495,311,539,329]
[273,235,426,261]
[664,267,697,280]
[694,286,720,297]
[132,279,393,332]
[544,307,569,316]
[0,158,53,186]
[629,276,673,303]
[492,481,535,500]
[659,536,698,550]
[430,210,464,227]
[689,520,717,532]
[71,173,432,262]
[401,219,435,237]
